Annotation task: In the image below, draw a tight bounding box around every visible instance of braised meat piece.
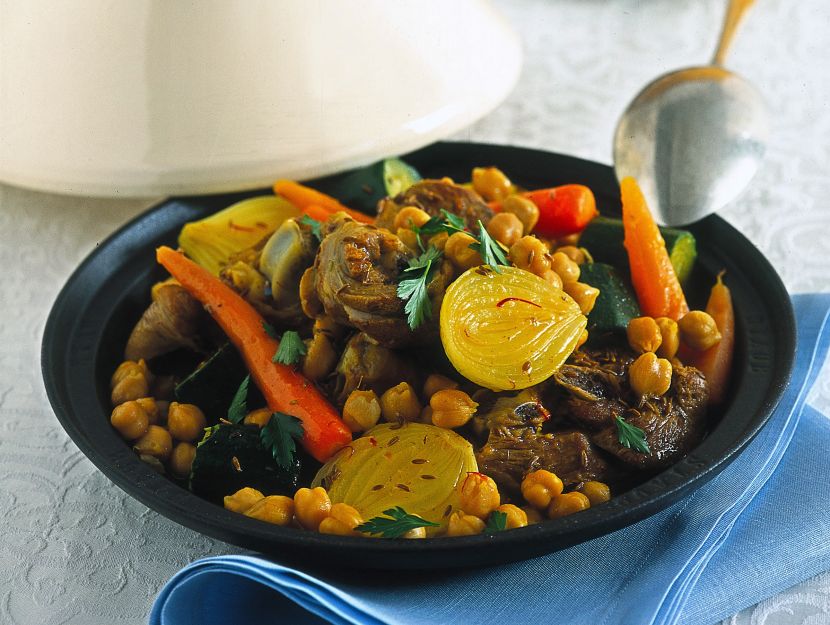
[474,389,611,498]
[314,214,451,347]
[375,179,494,233]
[551,348,709,471]
[332,332,419,406]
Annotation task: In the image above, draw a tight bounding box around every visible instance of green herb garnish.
[470,219,508,273]
[272,330,307,365]
[412,209,468,251]
[397,246,443,330]
[484,510,507,533]
[227,375,250,424]
[615,416,651,454]
[262,321,279,339]
[260,412,304,470]
[355,506,441,538]
[197,424,221,447]
[299,214,323,241]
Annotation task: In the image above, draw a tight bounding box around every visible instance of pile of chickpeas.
[109,359,206,478]
[625,310,721,398]
[224,468,610,538]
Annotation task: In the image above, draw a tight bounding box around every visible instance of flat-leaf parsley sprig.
[260,412,304,470]
[470,219,508,273]
[615,416,651,454]
[397,245,443,330]
[272,330,307,365]
[356,506,440,538]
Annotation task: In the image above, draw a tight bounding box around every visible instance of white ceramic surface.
[0,0,521,197]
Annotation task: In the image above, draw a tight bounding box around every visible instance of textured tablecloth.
[2,0,829,623]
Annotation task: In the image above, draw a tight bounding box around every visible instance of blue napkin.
[150,294,830,625]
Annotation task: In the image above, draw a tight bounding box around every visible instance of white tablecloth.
[2,0,829,623]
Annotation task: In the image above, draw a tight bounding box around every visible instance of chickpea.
[502,195,539,234]
[393,206,431,231]
[224,487,265,514]
[244,407,272,428]
[655,317,680,359]
[541,269,563,290]
[342,389,381,433]
[245,496,295,527]
[132,425,173,461]
[110,400,151,440]
[167,402,207,442]
[555,245,586,264]
[395,227,420,253]
[522,505,544,525]
[111,362,152,406]
[457,472,500,519]
[401,527,427,539]
[678,310,722,351]
[302,332,338,382]
[133,396,158,421]
[563,281,600,315]
[579,481,611,506]
[496,504,528,529]
[427,231,449,252]
[446,510,485,536]
[627,317,663,353]
[521,469,564,510]
[318,503,364,536]
[472,166,512,202]
[170,442,196,478]
[444,232,482,272]
[486,213,524,248]
[548,492,591,519]
[550,252,581,284]
[629,352,673,397]
[509,236,551,276]
[380,382,422,423]
[430,389,478,429]
[293,487,331,531]
[423,373,459,399]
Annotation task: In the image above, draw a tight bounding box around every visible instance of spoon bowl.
[614,66,768,226]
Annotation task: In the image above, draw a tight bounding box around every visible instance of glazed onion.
[440,266,586,391]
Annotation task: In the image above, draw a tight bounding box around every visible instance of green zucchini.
[315,157,421,213]
[175,343,263,424]
[578,262,641,344]
[579,216,697,284]
[189,423,300,502]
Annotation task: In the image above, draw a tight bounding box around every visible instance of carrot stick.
[156,246,351,462]
[688,272,734,405]
[302,203,334,223]
[621,177,689,320]
[274,180,374,224]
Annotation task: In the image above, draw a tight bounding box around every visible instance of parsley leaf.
[412,209,468,251]
[615,416,651,454]
[299,214,323,241]
[262,321,279,339]
[227,375,250,424]
[272,330,307,365]
[355,506,440,538]
[484,510,507,533]
[197,424,221,448]
[470,219,508,273]
[396,246,443,330]
[260,412,304,470]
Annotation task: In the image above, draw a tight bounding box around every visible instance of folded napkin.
[150,294,830,625]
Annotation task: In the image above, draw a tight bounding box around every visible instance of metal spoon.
[613,0,768,226]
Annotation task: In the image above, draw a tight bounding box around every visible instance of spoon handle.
[712,0,756,66]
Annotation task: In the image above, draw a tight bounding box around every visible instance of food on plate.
[107,160,733,539]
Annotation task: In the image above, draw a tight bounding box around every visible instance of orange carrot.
[488,185,598,238]
[302,203,334,223]
[688,272,734,405]
[621,177,689,320]
[156,246,351,462]
[274,179,374,224]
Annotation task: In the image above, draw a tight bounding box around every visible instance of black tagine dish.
[42,142,794,569]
